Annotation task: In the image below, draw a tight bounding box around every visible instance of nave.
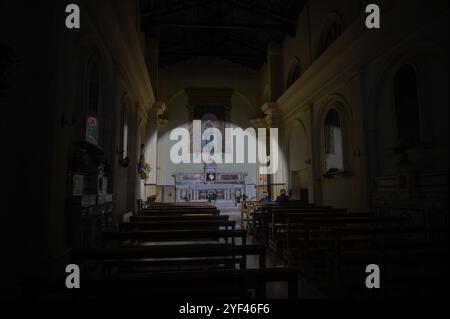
[2,0,448,301]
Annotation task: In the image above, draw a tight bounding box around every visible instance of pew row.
[71,244,266,273]
[24,268,300,299]
[102,229,247,246]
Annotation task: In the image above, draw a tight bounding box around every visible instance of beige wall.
[154,0,449,211]
[157,58,262,188]
[0,0,156,295]
[276,0,448,211]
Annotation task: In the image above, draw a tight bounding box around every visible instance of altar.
[169,88,253,203]
[174,172,247,202]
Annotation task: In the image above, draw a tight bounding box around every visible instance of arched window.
[318,17,343,56]
[324,109,344,173]
[86,63,100,145]
[287,62,302,89]
[393,65,421,146]
[121,106,129,159]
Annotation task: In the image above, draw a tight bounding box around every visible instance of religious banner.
[85,116,98,145]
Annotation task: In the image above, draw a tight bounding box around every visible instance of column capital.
[147,101,166,125]
[261,102,278,115]
[249,117,268,129]
[261,102,283,127]
[158,117,169,129]
[151,101,166,115]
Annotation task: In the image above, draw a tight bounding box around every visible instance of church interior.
[1,0,448,300]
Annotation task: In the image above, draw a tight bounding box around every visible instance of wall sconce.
[116,147,130,167]
[119,157,130,167]
[353,150,362,158]
[61,112,75,128]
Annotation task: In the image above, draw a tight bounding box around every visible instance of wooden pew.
[147,202,211,206]
[72,244,266,273]
[269,208,348,240]
[141,205,216,210]
[277,213,373,256]
[247,206,332,231]
[140,202,213,213]
[328,228,449,298]
[285,216,405,265]
[119,220,236,231]
[250,206,338,232]
[23,201,304,300]
[255,208,348,248]
[130,215,229,222]
[102,229,247,247]
[141,207,218,212]
[287,223,446,295]
[244,201,315,223]
[25,268,300,299]
[139,209,220,217]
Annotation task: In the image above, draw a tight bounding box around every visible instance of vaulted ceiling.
[140,0,306,69]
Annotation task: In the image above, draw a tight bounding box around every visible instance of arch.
[233,90,256,114]
[368,41,448,130]
[317,95,352,175]
[79,34,114,80]
[84,58,101,145]
[323,109,343,173]
[367,42,448,176]
[165,88,257,117]
[317,12,345,58]
[120,93,132,160]
[286,57,303,89]
[77,35,114,148]
[166,89,187,108]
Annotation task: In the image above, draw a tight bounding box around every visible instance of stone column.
[146,38,159,99]
[144,102,166,200]
[308,102,323,205]
[262,102,287,198]
[127,102,139,211]
[250,117,269,198]
[267,42,284,101]
[264,42,285,197]
[303,104,316,204]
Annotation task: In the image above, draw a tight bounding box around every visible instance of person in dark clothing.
[259,192,272,203]
[276,189,289,204]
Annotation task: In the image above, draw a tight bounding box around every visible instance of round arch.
[316,11,345,58]
[75,34,115,149]
[367,42,449,177]
[286,57,303,89]
[316,94,353,175]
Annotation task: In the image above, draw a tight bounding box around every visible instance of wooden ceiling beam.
[160,51,265,59]
[146,20,289,32]
[215,33,266,53]
[142,0,203,18]
[221,0,297,24]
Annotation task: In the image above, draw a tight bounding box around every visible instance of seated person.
[259,192,272,203]
[276,189,289,204]
[258,192,272,214]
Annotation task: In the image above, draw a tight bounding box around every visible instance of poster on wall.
[86,116,98,146]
